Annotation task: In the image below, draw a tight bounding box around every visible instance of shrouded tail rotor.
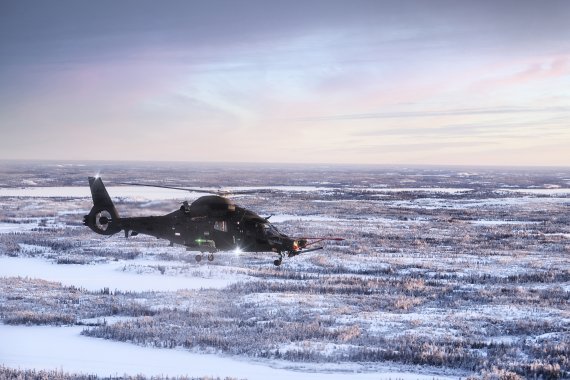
[83,177,121,235]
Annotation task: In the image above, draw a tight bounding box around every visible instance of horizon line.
[1,158,569,170]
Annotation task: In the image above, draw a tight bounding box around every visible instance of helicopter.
[83,176,344,266]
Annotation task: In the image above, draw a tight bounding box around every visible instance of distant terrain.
[0,161,569,380]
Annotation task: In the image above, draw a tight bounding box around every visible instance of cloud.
[293,106,570,122]
[472,56,570,91]
[1,1,569,165]
[352,121,568,141]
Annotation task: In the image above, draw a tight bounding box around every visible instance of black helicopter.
[83,177,343,266]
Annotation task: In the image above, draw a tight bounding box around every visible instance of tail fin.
[83,177,121,235]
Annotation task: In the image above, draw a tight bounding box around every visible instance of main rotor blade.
[114,182,275,196]
[223,189,275,195]
[115,182,217,195]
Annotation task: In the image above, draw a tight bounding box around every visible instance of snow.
[0,185,478,200]
[0,222,37,233]
[347,187,473,194]
[0,186,192,200]
[79,316,138,325]
[0,324,456,380]
[390,196,569,210]
[470,220,540,226]
[227,185,325,192]
[499,188,570,195]
[544,233,570,239]
[271,214,340,223]
[0,256,240,292]
[0,185,330,199]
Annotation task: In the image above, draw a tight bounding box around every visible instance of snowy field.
[1,162,569,380]
[0,324,448,380]
[0,256,242,292]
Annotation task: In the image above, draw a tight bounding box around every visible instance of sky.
[0,0,569,166]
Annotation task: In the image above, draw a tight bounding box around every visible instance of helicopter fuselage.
[116,203,291,254]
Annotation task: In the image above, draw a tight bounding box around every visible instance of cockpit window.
[261,223,279,235]
[214,220,228,232]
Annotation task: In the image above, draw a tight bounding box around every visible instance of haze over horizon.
[1,0,569,166]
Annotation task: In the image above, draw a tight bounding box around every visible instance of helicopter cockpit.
[260,222,280,236]
[259,221,289,245]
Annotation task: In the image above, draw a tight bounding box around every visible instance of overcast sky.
[1,0,569,166]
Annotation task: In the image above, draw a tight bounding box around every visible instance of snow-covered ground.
[0,185,333,199]
[470,219,540,226]
[0,186,193,200]
[0,256,243,292]
[2,185,531,199]
[0,222,38,233]
[500,188,570,195]
[1,165,568,379]
[271,214,341,223]
[0,324,455,380]
[347,187,474,194]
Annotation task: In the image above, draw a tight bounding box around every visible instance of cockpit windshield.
[261,222,280,237]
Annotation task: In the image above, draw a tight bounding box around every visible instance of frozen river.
[0,256,241,292]
[0,254,459,379]
[0,324,455,380]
